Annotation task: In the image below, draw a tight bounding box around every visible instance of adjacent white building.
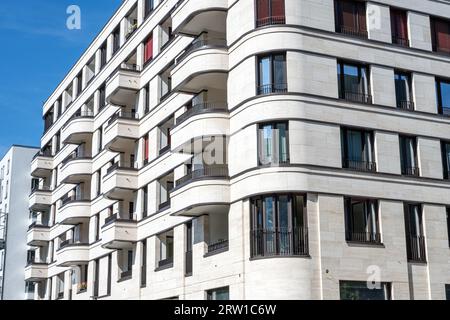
[27,0,450,300]
[0,145,39,300]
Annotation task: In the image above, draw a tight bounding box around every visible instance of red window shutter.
[144,36,153,63]
[144,135,149,160]
[257,0,270,21]
[434,20,450,53]
[271,0,285,18]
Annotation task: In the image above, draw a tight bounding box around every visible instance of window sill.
[249,254,311,261]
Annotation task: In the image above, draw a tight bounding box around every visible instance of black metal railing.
[256,16,286,28]
[340,91,372,104]
[158,257,173,269]
[30,185,51,195]
[397,100,415,111]
[406,235,427,263]
[33,149,52,160]
[158,144,171,156]
[61,152,91,167]
[346,231,382,244]
[250,227,309,257]
[104,213,118,226]
[207,240,229,254]
[28,221,51,230]
[176,38,227,64]
[60,193,88,207]
[392,35,409,47]
[59,239,73,249]
[257,83,288,95]
[158,199,171,211]
[337,25,368,38]
[120,270,132,279]
[401,166,420,177]
[106,161,138,175]
[343,159,376,172]
[185,251,192,276]
[176,165,229,187]
[176,102,228,125]
[107,110,139,126]
[57,292,64,300]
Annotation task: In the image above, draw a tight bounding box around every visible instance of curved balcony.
[56,241,89,267]
[101,214,137,249]
[31,151,53,178]
[25,262,49,281]
[59,156,92,184]
[57,199,91,225]
[105,65,141,106]
[103,112,140,152]
[61,112,94,145]
[27,223,50,246]
[102,162,139,200]
[172,0,228,35]
[29,186,52,211]
[171,39,228,92]
[170,165,230,216]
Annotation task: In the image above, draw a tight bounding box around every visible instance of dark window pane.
[340,281,390,300]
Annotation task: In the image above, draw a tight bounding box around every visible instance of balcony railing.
[107,110,139,127]
[257,83,288,95]
[120,270,132,280]
[175,102,228,125]
[158,144,171,156]
[207,239,229,255]
[157,257,173,269]
[106,161,138,175]
[250,227,309,257]
[28,221,51,230]
[256,16,286,28]
[104,213,135,226]
[401,166,420,177]
[60,193,88,207]
[57,292,64,300]
[30,185,51,194]
[176,165,229,187]
[343,159,376,172]
[58,238,88,250]
[33,149,52,160]
[340,91,372,104]
[61,152,91,167]
[158,199,171,211]
[392,35,409,47]
[406,235,427,263]
[336,25,368,38]
[176,38,227,64]
[397,100,415,111]
[346,231,382,244]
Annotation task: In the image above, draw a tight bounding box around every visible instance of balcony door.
[257,53,287,94]
[335,0,367,36]
[404,203,426,262]
[258,122,289,165]
[345,198,380,243]
[337,61,370,103]
[256,0,285,27]
[341,127,374,171]
[399,136,418,176]
[394,71,413,109]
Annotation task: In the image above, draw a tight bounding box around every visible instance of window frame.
[257,121,290,166]
[256,52,287,95]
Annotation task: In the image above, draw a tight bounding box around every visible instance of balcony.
[343,159,376,173]
[205,239,229,257]
[172,0,228,35]
[392,35,409,47]
[406,235,427,263]
[170,165,229,216]
[176,101,228,125]
[101,214,137,249]
[59,155,92,184]
[56,240,89,267]
[103,112,140,152]
[29,186,52,211]
[171,40,228,92]
[397,100,415,111]
[336,25,368,39]
[250,227,309,258]
[257,83,288,96]
[102,162,138,199]
[25,262,49,281]
[339,91,372,104]
[61,112,94,145]
[346,232,382,244]
[57,198,91,225]
[27,223,50,246]
[402,166,420,177]
[105,65,140,106]
[31,151,53,178]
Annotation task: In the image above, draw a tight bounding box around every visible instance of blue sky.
[0,0,122,157]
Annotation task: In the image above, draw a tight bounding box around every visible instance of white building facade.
[0,145,39,300]
[27,0,450,300]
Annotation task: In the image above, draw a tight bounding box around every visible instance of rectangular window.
[431,18,450,54]
[335,0,367,38]
[100,42,107,69]
[96,170,101,197]
[255,0,286,27]
[258,122,289,165]
[446,208,450,248]
[257,53,287,95]
[344,198,380,243]
[76,72,83,96]
[206,286,230,300]
[98,84,106,111]
[394,71,414,110]
[144,35,153,65]
[250,194,308,257]
[404,203,426,262]
[436,78,450,116]
[341,127,375,171]
[390,9,409,46]
[446,284,450,300]
[340,281,391,300]
[144,134,150,164]
[142,186,148,218]
[112,26,121,55]
[145,0,154,18]
[185,222,193,276]
[156,230,174,270]
[94,213,100,242]
[337,61,371,104]
[441,141,450,179]
[141,239,147,287]
[399,135,419,176]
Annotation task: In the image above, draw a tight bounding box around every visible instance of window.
[446,208,450,248]
[255,0,285,27]
[145,0,154,19]
[207,286,230,300]
[394,71,414,110]
[143,134,150,165]
[250,194,308,257]
[76,72,83,96]
[441,141,450,179]
[258,122,289,165]
[431,18,450,54]
[436,78,450,116]
[156,230,174,270]
[100,42,107,69]
[337,61,371,104]
[119,250,133,279]
[6,160,10,174]
[112,26,121,55]
[98,84,106,111]
[344,198,381,243]
[390,9,409,46]
[334,0,367,38]
[141,239,147,287]
[144,35,153,65]
[341,127,375,171]
[340,281,391,300]
[185,222,193,276]
[257,53,287,95]
[142,186,148,218]
[404,203,426,262]
[97,128,103,153]
[399,135,419,176]
[446,284,450,300]
[94,213,100,242]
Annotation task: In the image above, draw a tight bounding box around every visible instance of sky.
[0,0,123,157]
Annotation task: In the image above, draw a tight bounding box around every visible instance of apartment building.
[0,145,39,300]
[27,0,450,300]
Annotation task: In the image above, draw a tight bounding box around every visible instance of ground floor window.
[340,281,391,300]
[206,286,229,300]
